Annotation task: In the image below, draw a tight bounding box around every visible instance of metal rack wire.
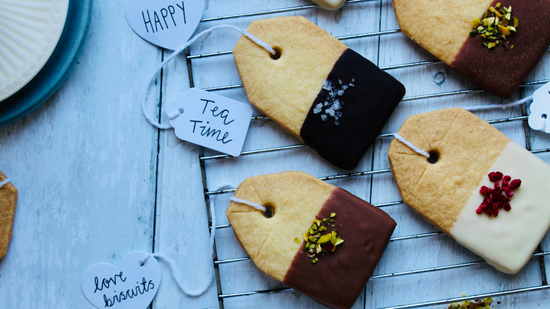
[185,1,550,308]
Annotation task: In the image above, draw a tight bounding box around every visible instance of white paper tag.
[528,82,550,133]
[164,88,253,157]
[82,251,161,309]
[125,0,204,50]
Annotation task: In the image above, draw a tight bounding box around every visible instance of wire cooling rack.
[181,1,550,308]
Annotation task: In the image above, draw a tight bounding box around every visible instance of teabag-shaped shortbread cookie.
[233,17,405,170]
[388,108,550,274]
[227,171,396,309]
[0,171,18,259]
[393,0,550,99]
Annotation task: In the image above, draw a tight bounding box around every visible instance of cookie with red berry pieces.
[393,0,550,99]
[0,171,17,259]
[233,16,405,170]
[226,171,396,309]
[388,107,550,274]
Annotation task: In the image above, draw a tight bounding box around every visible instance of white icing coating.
[312,0,346,10]
[450,141,550,274]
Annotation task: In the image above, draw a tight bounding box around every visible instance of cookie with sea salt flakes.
[393,0,550,99]
[0,172,18,259]
[226,171,396,309]
[233,16,405,170]
[388,107,550,274]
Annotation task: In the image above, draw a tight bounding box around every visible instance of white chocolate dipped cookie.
[388,108,550,274]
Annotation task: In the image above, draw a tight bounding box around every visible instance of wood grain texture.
[0,0,549,308]
[0,1,162,308]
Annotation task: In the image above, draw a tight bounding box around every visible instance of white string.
[142,25,275,129]
[229,196,266,211]
[464,95,533,111]
[139,185,235,297]
[392,133,431,158]
[0,178,11,188]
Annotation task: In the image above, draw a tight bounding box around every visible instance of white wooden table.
[1,1,550,308]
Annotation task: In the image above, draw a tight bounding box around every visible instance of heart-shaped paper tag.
[82,251,161,309]
[528,82,550,133]
[126,0,204,50]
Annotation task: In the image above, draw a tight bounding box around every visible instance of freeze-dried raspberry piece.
[477,172,521,217]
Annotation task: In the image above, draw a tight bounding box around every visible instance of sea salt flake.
[321,114,328,121]
[337,90,344,96]
[313,103,323,114]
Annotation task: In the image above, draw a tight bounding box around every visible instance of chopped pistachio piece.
[316,244,322,254]
[318,233,332,244]
[471,4,518,50]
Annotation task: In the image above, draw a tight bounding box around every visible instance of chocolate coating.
[452,0,550,99]
[283,188,396,309]
[300,48,406,170]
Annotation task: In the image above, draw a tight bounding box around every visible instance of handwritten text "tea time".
[190,99,235,144]
[142,1,187,33]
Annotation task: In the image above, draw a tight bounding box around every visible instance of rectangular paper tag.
[164,88,253,156]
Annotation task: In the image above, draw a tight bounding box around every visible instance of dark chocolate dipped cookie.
[226,171,396,309]
[393,0,550,99]
[233,17,406,170]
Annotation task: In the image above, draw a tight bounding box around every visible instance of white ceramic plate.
[0,0,69,102]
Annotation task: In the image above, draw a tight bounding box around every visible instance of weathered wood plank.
[0,1,162,308]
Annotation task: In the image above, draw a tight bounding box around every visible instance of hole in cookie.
[427,150,440,164]
[542,114,548,119]
[263,205,275,218]
[270,47,282,60]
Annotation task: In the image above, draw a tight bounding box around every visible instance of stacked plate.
[0,0,92,127]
